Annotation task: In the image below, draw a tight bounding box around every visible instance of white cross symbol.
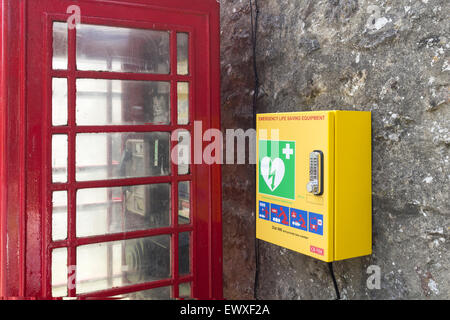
[282,144,294,160]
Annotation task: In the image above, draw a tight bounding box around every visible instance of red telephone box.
[0,0,222,299]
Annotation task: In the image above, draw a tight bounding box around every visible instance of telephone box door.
[4,0,222,299]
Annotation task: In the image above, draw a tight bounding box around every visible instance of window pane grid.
[49,175,193,191]
[76,275,194,299]
[51,69,193,83]
[49,225,195,250]
[50,22,194,299]
[50,124,193,134]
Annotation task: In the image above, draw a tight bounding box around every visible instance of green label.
[258,140,295,200]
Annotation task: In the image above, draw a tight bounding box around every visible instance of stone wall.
[220,0,449,299]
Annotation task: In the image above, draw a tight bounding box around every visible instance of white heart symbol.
[260,157,285,191]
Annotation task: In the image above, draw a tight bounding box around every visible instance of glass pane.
[76,132,171,181]
[177,33,189,75]
[76,79,170,125]
[52,248,67,297]
[53,22,67,70]
[76,235,171,294]
[52,78,68,126]
[177,82,189,125]
[76,184,171,238]
[179,282,191,299]
[52,191,68,241]
[52,135,68,183]
[178,181,190,225]
[176,130,190,175]
[77,24,170,74]
[115,286,172,300]
[179,232,191,276]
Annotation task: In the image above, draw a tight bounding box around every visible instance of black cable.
[250,0,260,128]
[250,0,260,300]
[328,262,341,300]
[254,237,260,300]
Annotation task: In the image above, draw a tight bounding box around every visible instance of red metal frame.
[0,0,27,298]
[0,0,222,300]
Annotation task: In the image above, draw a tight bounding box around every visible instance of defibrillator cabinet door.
[256,112,334,262]
[24,0,221,299]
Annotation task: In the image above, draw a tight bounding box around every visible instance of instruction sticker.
[258,201,271,221]
[270,204,290,226]
[309,212,323,236]
[290,208,308,231]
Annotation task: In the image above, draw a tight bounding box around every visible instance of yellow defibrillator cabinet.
[256,111,372,262]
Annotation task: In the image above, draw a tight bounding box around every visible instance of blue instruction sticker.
[258,201,271,221]
[290,208,308,231]
[309,212,323,236]
[271,204,290,226]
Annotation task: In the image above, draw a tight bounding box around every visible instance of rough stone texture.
[220,0,449,299]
